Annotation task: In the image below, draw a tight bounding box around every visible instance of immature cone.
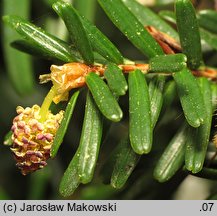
[39,62,103,103]
[11,105,64,175]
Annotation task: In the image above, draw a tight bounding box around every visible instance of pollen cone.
[11,105,64,175]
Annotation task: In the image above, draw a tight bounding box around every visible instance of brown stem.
[90,63,149,74]
[118,64,149,73]
[146,26,182,54]
[193,68,217,81]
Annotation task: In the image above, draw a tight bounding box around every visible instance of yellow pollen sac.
[10,105,64,175]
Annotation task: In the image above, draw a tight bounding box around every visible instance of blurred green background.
[0,0,217,200]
